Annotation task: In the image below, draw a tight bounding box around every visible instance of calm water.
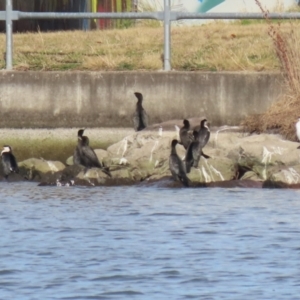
[1,183,300,300]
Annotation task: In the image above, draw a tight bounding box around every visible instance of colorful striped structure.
[0,0,135,32]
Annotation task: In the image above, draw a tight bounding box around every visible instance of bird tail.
[201,151,210,159]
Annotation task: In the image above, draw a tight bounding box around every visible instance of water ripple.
[0,182,300,299]
[0,269,19,275]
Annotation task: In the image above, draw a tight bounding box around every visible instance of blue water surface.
[0,182,300,300]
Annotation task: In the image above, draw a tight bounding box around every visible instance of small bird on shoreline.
[1,145,19,179]
[169,139,189,187]
[133,92,149,131]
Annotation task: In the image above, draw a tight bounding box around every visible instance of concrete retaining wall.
[0,71,283,128]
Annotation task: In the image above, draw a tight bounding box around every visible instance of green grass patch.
[117,62,135,70]
[0,138,111,163]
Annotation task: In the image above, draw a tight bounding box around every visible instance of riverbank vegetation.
[242,0,300,140]
[0,20,297,72]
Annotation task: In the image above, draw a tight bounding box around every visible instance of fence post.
[5,0,13,70]
[163,0,171,71]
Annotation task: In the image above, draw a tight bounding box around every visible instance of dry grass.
[241,1,300,140]
[1,21,298,71]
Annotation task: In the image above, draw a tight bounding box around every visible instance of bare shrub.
[242,1,300,140]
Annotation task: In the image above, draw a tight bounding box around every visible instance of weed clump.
[242,0,300,140]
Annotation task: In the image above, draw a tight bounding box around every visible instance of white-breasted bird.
[1,145,19,179]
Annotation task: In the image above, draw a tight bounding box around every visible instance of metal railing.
[2,0,300,71]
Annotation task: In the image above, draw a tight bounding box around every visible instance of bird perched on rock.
[179,119,194,150]
[1,145,19,179]
[185,119,210,173]
[179,119,210,159]
[80,136,112,177]
[73,128,85,166]
[169,139,189,187]
[73,130,112,177]
[133,92,148,131]
[197,118,210,148]
[296,117,300,149]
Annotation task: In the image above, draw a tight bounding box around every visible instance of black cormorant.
[133,92,148,131]
[185,139,200,173]
[179,119,194,150]
[1,145,19,179]
[179,122,210,160]
[185,119,210,173]
[80,136,112,177]
[195,122,211,159]
[197,119,210,148]
[169,139,189,187]
[73,129,85,165]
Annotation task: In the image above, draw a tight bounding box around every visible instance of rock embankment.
[2,125,300,189]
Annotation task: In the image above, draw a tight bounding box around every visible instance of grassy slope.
[0,20,292,72]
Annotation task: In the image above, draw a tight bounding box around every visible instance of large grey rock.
[188,156,237,183]
[107,132,176,180]
[76,168,111,183]
[12,126,300,187]
[19,158,65,180]
[269,164,300,185]
[220,133,300,181]
[107,130,238,184]
[71,130,300,186]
